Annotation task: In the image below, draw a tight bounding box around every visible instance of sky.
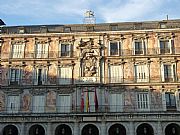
[0,0,180,26]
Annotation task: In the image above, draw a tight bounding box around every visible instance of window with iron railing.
[165,92,176,110]
[161,64,176,82]
[134,64,149,82]
[137,92,149,111]
[109,41,121,56]
[11,44,25,58]
[159,40,171,54]
[134,40,146,55]
[35,44,48,58]
[60,43,72,57]
[9,68,22,85]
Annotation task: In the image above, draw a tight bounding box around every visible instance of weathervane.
[83,10,96,24]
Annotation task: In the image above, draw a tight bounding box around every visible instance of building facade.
[0,20,180,135]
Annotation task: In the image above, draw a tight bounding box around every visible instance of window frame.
[134,64,149,82]
[35,43,49,58]
[59,43,72,57]
[11,43,25,58]
[133,39,146,55]
[161,63,176,82]
[158,39,173,54]
[165,92,176,110]
[9,68,22,85]
[108,41,121,56]
[136,92,150,111]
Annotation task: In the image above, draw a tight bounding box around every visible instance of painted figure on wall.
[46,91,56,112]
[0,91,5,111]
[22,94,31,112]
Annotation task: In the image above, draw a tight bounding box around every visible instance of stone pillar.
[74,122,79,135]
[157,121,163,135]
[47,122,52,135]
[101,121,106,135]
[21,123,25,135]
[0,124,3,135]
[129,121,134,135]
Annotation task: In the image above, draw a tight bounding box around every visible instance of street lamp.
[143,127,147,135]
[88,127,92,135]
[172,127,176,134]
[116,127,119,134]
[61,128,65,135]
[35,128,39,135]
[8,129,12,135]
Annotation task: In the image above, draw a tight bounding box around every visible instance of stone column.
[0,124,3,135]
[21,123,25,135]
[47,122,52,135]
[74,122,79,135]
[101,121,106,135]
[157,121,163,135]
[129,121,134,135]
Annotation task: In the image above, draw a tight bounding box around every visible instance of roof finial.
[83,10,96,24]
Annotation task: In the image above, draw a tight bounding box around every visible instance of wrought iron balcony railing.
[0,104,177,114]
[1,47,180,60]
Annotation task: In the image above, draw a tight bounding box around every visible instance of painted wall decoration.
[0,67,8,86]
[22,66,33,85]
[124,90,136,111]
[46,91,56,112]
[0,91,5,111]
[22,93,31,112]
[151,90,162,110]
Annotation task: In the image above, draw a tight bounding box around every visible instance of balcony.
[0,104,176,115]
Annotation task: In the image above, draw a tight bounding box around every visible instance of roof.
[1,19,180,34]
[0,19,5,26]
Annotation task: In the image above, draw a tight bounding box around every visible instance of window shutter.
[42,68,47,84]
[175,91,180,111]
[33,68,38,85]
[161,64,165,82]
[162,91,166,111]
[33,96,45,113]
[44,44,48,58]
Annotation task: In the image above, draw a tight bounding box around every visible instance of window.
[58,67,72,84]
[137,93,149,111]
[33,68,48,85]
[60,43,71,57]
[161,64,176,82]
[11,44,25,58]
[7,96,20,113]
[109,65,123,83]
[134,40,145,55]
[165,92,176,110]
[110,93,123,112]
[159,40,172,54]
[109,41,121,56]
[134,64,149,82]
[35,43,48,58]
[9,68,22,85]
[57,95,71,113]
[32,95,45,113]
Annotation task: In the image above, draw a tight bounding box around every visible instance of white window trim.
[32,95,45,113]
[9,67,22,85]
[108,64,123,83]
[134,64,149,83]
[133,39,146,55]
[11,43,25,58]
[59,43,72,57]
[161,63,176,82]
[108,41,121,56]
[58,66,72,84]
[7,95,20,113]
[57,94,71,113]
[136,92,150,111]
[35,43,49,58]
[33,67,48,85]
[158,39,173,54]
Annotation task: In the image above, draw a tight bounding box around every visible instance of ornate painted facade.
[0,19,180,135]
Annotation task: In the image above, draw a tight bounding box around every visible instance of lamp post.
[116,127,119,135]
[61,128,65,135]
[88,127,92,135]
[143,127,147,135]
[172,127,176,134]
[8,129,12,135]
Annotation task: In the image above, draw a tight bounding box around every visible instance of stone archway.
[136,123,154,135]
[81,124,99,135]
[108,124,126,135]
[29,124,45,135]
[3,125,18,135]
[165,123,180,135]
[55,124,72,135]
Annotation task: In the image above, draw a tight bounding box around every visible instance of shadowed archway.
[108,124,126,135]
[136,123,154,135]
[55,124,72,135]
[165,123,180,135]
[81,124,99,135]
[3,125,18,135]
[29,124,45,135]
